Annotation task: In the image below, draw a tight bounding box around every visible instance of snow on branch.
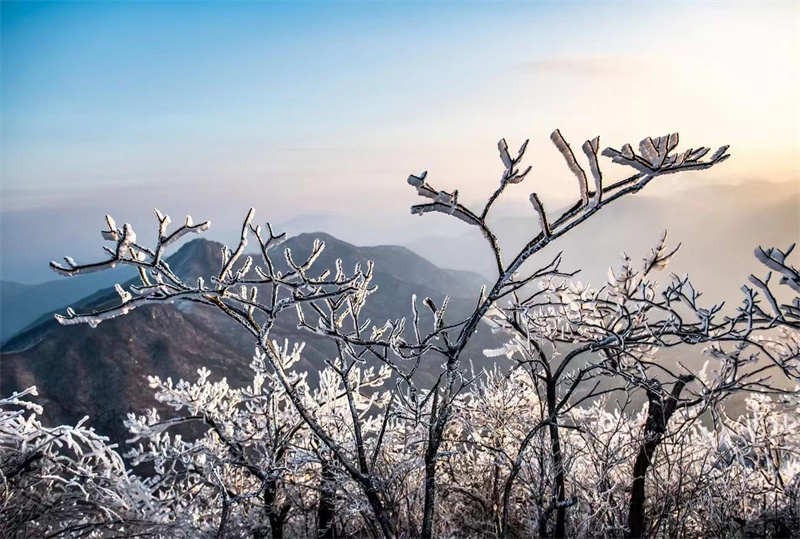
[602,134,729,175]
[551,129,589,206]
[754,244,800,293]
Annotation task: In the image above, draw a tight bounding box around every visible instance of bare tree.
[402,130,732,538]
[480,230,800,538]
[51,212,410,537]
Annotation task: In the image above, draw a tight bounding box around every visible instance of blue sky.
[2,1,798,282]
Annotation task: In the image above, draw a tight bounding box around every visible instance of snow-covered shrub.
[0,387,158,538]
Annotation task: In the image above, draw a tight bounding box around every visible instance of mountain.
[287,232,487,300]
[0,268,137,343]
[0,234,496,445]
[4,180,793,446]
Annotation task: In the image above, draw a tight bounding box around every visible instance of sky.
[1,0,799,282]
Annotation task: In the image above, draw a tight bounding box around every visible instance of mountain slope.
[287,232,487,299]
[0,269,137,343]
[1,234,495,445]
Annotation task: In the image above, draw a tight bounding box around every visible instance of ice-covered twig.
[754,245,800,294]
[602,134,729,175]
[217,208,255,287]
[529,192,552,239]
[551,129,589,206]
[581,136,603,207]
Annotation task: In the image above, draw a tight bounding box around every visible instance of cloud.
[276,147,352,153]
[515,56,644,77]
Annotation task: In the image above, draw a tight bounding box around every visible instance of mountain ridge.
[0,233,496,446]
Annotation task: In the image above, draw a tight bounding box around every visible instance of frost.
[115,283,132,303]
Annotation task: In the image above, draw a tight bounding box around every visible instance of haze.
[1,0,798,283]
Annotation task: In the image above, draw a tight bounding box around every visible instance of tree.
[123,348,399,538]
[36,128,799,538]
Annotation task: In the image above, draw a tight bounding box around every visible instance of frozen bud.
[407,172,427,187]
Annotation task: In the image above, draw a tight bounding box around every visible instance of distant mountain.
[405,181,799,305]
[0,235,496,445]
[288,232,487,300]
[0,269,137,343]
[276,212,467,248]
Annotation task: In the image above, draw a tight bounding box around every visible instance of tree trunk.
[260,478,289,539]
[627,433,660,539]
[364,487,396,539]
[626,376,692,539]
[421,447,438,538]
[317,460,337,538]
[267,512,287,539]
[421,390,443,539]
[217,493,230,539]
[543,381,567,539]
